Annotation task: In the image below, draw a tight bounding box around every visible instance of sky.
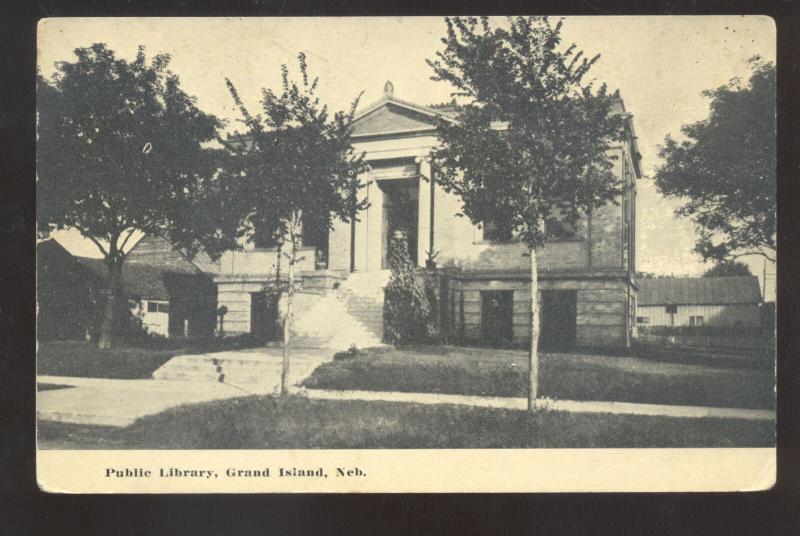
[37,16,777,299]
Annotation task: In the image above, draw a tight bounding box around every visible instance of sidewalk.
[37,376,246,427]
[302,388,776,421]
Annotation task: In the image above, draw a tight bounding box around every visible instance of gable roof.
[126,234,220,275]
[351,92,458,139]
[638,276,762,306]
[74,257,209,301]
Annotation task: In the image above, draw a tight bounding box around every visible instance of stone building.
[214,83,642,349]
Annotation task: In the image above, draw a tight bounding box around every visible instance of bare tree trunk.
[528,248,540,411]
[280,217,298,395]
[98,258,123,350]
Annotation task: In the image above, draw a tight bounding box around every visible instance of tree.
[654,58,776,263]
[702,261,753,278]
[37,44,226,348]
[427,17,627,410]
[223,53,368,394]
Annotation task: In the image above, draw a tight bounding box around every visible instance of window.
[690,316,704,327]
[301,211,328,249]
[545,203,579,241]
[545,215,578,240]
[665,304,678,314]
[147,301,169,313]
[636,316,650,324]
[482,220,513,243]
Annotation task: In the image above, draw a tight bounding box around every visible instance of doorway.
[250,291,281,343]
[380,179,419,268]
[481,290,514,347]
[539,290,577,350]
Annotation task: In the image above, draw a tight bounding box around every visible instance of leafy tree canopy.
[37,43,227,261]
[654,58,775,263]
[702,261,753,278]
[427,16,628,249]
[222,53,368,250]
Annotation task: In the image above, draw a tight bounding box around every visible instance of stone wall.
[447,275,633,348]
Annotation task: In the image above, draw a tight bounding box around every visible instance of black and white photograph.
[33,15,776,492]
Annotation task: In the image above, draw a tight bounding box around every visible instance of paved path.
[303,388,775,421]
[37,377,245,427]
[37,348,332,427]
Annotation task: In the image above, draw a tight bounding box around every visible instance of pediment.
[351,101,444,138]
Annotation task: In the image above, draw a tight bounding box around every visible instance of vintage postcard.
[35,16,776,493]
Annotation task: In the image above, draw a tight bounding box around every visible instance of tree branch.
[117,227,138,256]
[74,225,109,258]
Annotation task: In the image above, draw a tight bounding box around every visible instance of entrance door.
[539,290,577,350]
[251,291,280,343]
[481,291,514,347]
[380,179,419,268]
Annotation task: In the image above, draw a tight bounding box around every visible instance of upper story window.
[543,202,580,241]
[482,220,514,243]
[545,215,578,241]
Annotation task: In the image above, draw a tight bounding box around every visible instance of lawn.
[37,336,262,379]
[37,394,774,449]
[301,346,775,410]
[37,341,185,379]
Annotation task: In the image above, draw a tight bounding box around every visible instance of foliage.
[221,53,369,254]
[702,261,753,278]
[37,44,228,347]
[384,232,436,346]
[221,53,368,393]
[427,16,627,249]
[333,344,361,361]
[37,43,228,257]
[654,58,776,262]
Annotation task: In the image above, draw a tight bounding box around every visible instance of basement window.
[690,316,704,327]
[636,316,650,324]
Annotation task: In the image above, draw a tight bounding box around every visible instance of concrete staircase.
[151,349,332,393]
[152,352,281,393]
[289,270,390,349]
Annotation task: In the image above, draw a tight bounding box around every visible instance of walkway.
[37,347,332,427]
[37,376,245,427]
[302,388,775,421]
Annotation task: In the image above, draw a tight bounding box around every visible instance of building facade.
[636,276,762,328]
[215,83,642,349]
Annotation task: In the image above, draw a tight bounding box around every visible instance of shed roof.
[74,257,206,301]
[638,276,762,306]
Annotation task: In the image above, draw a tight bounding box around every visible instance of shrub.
[333,344,360,361]
[383,232,436,346]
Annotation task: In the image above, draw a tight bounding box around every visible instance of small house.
[636,276,762,328]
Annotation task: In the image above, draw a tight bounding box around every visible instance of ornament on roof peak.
[384,80,394,97]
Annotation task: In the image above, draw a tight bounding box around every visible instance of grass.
[301,345,775,410]
[37,336,263,379]
[36,394,774,449]
[37,341,185,379]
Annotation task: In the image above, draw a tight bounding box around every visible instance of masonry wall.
[448,277,632,348]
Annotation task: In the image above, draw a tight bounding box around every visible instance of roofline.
[351,94,458,138]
